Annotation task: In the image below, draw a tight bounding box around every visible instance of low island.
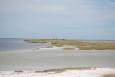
[24,39,115,50]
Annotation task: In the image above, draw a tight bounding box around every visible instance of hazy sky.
[0,0,115,40]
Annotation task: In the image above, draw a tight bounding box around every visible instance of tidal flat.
[0,49,115,71]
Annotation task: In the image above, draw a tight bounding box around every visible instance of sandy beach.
[0,48,115,70]
[1,0,115,76]
[0,48,115,77]
[0,68,115,77]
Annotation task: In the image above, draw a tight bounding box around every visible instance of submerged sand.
[0,48,115,71]
[0,48,115,77]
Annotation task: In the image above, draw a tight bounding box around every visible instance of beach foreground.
[0,48,115,77]
[0,48,115,71]
[0,68,115,77]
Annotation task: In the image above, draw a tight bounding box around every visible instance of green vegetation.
[24,39,115,50]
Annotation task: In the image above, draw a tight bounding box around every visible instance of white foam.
[0,68,115,77]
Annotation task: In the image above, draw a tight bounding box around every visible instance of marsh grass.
[63,48,76,50]
[102,74,115,77]
[24,39,115,50]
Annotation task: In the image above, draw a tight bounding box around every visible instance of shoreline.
[0,48,115,76]
[0,47,115,53]
[24,39,115,50]
[0,68,115,77]
[0,48,115,71]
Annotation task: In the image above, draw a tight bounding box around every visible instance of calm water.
[0,38,115,71]
[0,50,115,71]
[0,38,52,51]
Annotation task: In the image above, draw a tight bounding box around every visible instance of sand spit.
[0,68,115,77]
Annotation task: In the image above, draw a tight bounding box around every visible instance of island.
[24,39,115,50]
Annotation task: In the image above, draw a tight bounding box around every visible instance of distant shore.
[24,39,115,50]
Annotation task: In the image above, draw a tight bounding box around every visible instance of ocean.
[0,38,52,51]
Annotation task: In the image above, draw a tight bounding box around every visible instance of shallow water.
[0,38,115,71]
[0,38,52,51]
[0,50,115,71]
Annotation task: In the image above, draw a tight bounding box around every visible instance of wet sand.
[0,68,115,77]
[0,48,115,71]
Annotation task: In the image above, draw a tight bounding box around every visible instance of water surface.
[0,38,52,51]
[0,50,115,71]
[0,38,115,71]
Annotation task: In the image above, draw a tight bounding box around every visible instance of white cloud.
[0,0,115,21]
[31,4,66,13]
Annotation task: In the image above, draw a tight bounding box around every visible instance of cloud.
[0,0,114,19]
[31,4,65,13]
[0,0,115,39]
[1,0,115,23]
[0,0,66,14]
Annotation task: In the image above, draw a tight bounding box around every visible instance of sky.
[0,0,115,40]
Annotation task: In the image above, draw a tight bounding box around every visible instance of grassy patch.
[24,39,115,50]
[63,47,76,50]
[102,74,115,77]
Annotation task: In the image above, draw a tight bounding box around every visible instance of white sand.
[0,68,115,77]
[39,46,63,50]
